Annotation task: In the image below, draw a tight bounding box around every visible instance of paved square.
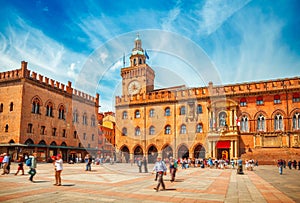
[0,163,299,202]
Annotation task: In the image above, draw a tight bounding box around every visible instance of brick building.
[0,61,100,162]
[115,36,300,164]
[97,111,116,161]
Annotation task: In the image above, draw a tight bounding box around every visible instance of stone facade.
[115,36,300,163]
[0,61,100,162]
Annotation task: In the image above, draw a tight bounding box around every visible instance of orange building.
[97,111,116,161]
[0,61,100,162]
[115,36,300,164]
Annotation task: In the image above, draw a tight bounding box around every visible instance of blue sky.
[0,0,299,112]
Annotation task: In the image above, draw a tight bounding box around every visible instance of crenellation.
[38,74,43,82]
[45,77,49,84]
[50,79,55,87]
[32,71,37,80]
[56,81,60,88]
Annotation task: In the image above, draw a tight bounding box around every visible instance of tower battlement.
[0,61,98,103]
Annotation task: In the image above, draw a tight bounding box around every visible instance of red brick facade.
[0,61,100,162]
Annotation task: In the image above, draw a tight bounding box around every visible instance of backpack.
[26,158,32,167]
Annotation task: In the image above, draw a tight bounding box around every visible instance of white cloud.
[0,14,87,84]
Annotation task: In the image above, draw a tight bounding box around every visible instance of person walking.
[152,156,167,192]
[53,154,63,186]
[137,157,142,173]
[15,155,25,175]
[169,157,177,182]
[277,159,284,175]
[28,153,37,182]
[85,154,92,171]
[1,153,10,175]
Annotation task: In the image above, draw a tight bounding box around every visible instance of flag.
[145,49,149,59]
[235,116,240,126]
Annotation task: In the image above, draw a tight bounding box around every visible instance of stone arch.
[271,109,286,118]
[177,144,189,159]
[120,145,130,163]
[44,99,56,109]
[254,110,268,119]
[192,143,206,159]
[161,144,173,160]
[147,144,158,163]
[31,95,43,106]
[290,108,300,117]
[9,139,15,143]
[38,140,47,145]
[61,142,67,146]
[133,145,143,159]
[50,141,57,146]
[25,139,34,145]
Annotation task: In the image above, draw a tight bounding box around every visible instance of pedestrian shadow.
[33,180,50,183]
[165,188,176,191]
[173,179,184,182]
[61,184,75,187]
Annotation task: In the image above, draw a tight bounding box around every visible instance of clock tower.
[121,34,155,96]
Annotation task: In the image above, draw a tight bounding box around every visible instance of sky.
[0,0,299,112]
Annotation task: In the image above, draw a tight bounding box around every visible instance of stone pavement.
[0,163,299,203]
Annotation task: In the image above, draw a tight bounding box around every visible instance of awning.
[216,141,231,148]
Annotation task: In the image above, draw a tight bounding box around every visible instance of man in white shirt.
[152,156,167,191]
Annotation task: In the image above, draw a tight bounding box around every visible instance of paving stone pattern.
[0,163,299,202]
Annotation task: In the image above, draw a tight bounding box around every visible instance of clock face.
[128,80,141,95]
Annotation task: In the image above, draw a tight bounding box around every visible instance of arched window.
[139,58,142,64]
[46,102,53,117]
[149,126,155,135]
[58,105,65,120]
[165,125,171,134]
[180,124,186,134]
[122,128,127,136]
[92,134,95,141]
[240,98,247,107]
[0,103,3,113]
[219,112,227,127]
[274,114,283,131]
[73,110,78,123]
[32,98,40,114]
[180,106,186,115]
[165,107,171,116]
[257,114,265,131]
[196,123,203,133]
[9,102,13,111]
[82,113,88,125]
[122,111,128,119]
[5,124,9,132]
[135,126,140,136]
[135,110,141,118]
[241,116,249,132]
[292,113,300,130]
[91,116,96,126]
[40,126,46,135]
[52,128,57,136]
[149,109,155,117]
[197,104,203,114]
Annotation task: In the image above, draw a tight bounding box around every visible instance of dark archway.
[178,145,189,159]
[25,139,34,145]
[120,146,130,163]
[194,144,206,159]
[9,139,15,143]
[134,146,143,160]
[147,145,158,163]
[38,140,47,145]
[162,145,173,160]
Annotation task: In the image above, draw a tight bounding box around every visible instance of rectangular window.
[62,129,66,137]
[27,124,33,133]
[52,128,56,136]
[40,126,46,135]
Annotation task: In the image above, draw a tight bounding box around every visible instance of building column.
[234,140,238,158]
[230,141,234,159]
[212,141,216,158]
